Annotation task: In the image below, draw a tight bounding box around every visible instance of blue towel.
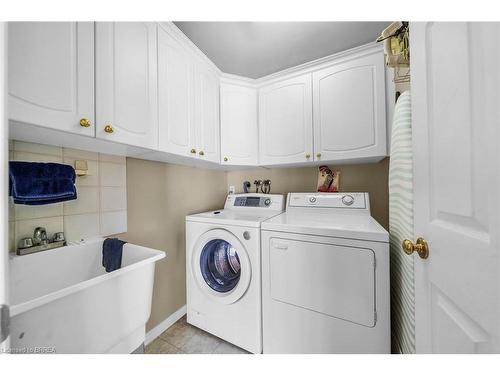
[102,238,127,272]
[9,161,77,205]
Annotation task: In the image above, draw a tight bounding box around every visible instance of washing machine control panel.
[225,194,285,211]
[234,196,270,207]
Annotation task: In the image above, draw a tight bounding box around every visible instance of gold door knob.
[223,156,228,162]
[199,150,205,156]
[190,148,196,154]
[79,118,91,127]
[305,154,311,159]
[402,238,429,259]
[316,153,321,158]
[104,125,114,134]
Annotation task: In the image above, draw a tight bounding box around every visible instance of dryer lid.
[262,211,389,242]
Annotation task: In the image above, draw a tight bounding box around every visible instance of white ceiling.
[174,22,389,79]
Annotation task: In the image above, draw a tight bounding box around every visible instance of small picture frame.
[317,166,340,193]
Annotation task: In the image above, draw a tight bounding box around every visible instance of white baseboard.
[145,305,187,346]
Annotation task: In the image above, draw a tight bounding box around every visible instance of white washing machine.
[186,193,284,353]
[261,192,390,353]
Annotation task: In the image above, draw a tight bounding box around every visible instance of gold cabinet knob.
[104,125,114,134]
[190,148,196,154]
[79,118,91,128]
[305,154,311,159]
[199,150,205,156]
[316,153,321,158]
[223,156,228,162]
[402,238,429,259]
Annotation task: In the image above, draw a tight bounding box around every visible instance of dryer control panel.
[287,193,370,213]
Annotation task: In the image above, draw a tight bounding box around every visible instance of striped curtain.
[389,91,415,354]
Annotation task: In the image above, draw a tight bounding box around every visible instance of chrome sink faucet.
[17,227,66,256]
[33,226,48,245]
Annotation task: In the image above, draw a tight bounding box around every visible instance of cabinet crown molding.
[255,42,383,87]
[159,22,222,76]
[210,41,382,89]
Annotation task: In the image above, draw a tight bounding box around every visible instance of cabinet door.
[96,22,158,149]
[259,74,313,166]
[157,25,195,157]
[8,22,94,136]
[194,65,220,163]
[220,83,258,166]
[312,52,386,162]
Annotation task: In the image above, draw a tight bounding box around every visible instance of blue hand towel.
[9,161,77,205]
[102,238,127,272]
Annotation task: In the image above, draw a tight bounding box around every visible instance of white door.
[220,82,258,165]
[158,25,195,157]
[194,64,220,163]
[1,22,10,352]
[411,22,500,353]
[312,51,386,163]
[96,22,158,149]
[8,22,94,136]
[259,74,313,166]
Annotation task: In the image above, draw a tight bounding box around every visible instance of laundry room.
[1,1,500,374]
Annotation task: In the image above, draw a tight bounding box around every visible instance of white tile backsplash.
[64,213,100,242]
[15,202,63,221]
[9,222,15,252]
[63,147,99,161]
[101,210,127,236]
[13,151,62,163]
[63,158,100,187]
[100,162,126,187]
[13,141,63,157]
[8,141,127,251]
[9,200,15,221]
[100,187,127,212]
[63,186,99,215]
[99,153,126,164]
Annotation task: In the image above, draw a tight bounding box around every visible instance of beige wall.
[122,158,227,331]
[226,158,389,229]
[124,157,389,331]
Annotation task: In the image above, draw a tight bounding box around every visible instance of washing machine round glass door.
[200,239,241,293]
[192,229,251,305]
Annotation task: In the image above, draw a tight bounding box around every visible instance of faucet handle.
[53,232,65,243]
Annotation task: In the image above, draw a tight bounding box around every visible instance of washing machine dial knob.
[264,198,271,206]
[342,195,355,206]
[309,196,317,203]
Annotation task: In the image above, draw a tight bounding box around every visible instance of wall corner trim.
[144,304,187,346]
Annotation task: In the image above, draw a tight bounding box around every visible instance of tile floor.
[145,315,249,354]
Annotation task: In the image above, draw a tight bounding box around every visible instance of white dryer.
[261,192,390,353]
[186,193,284,353]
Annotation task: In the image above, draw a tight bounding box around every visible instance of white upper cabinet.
[158,25,219,162]
[8,22,387,169]
[258,74,313,166]
[220,82,258,166]
[95,22,158,149]
[312,51,387,162]
[158,25,195,157]
[194,65,220,163]
[8,22,95,136]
